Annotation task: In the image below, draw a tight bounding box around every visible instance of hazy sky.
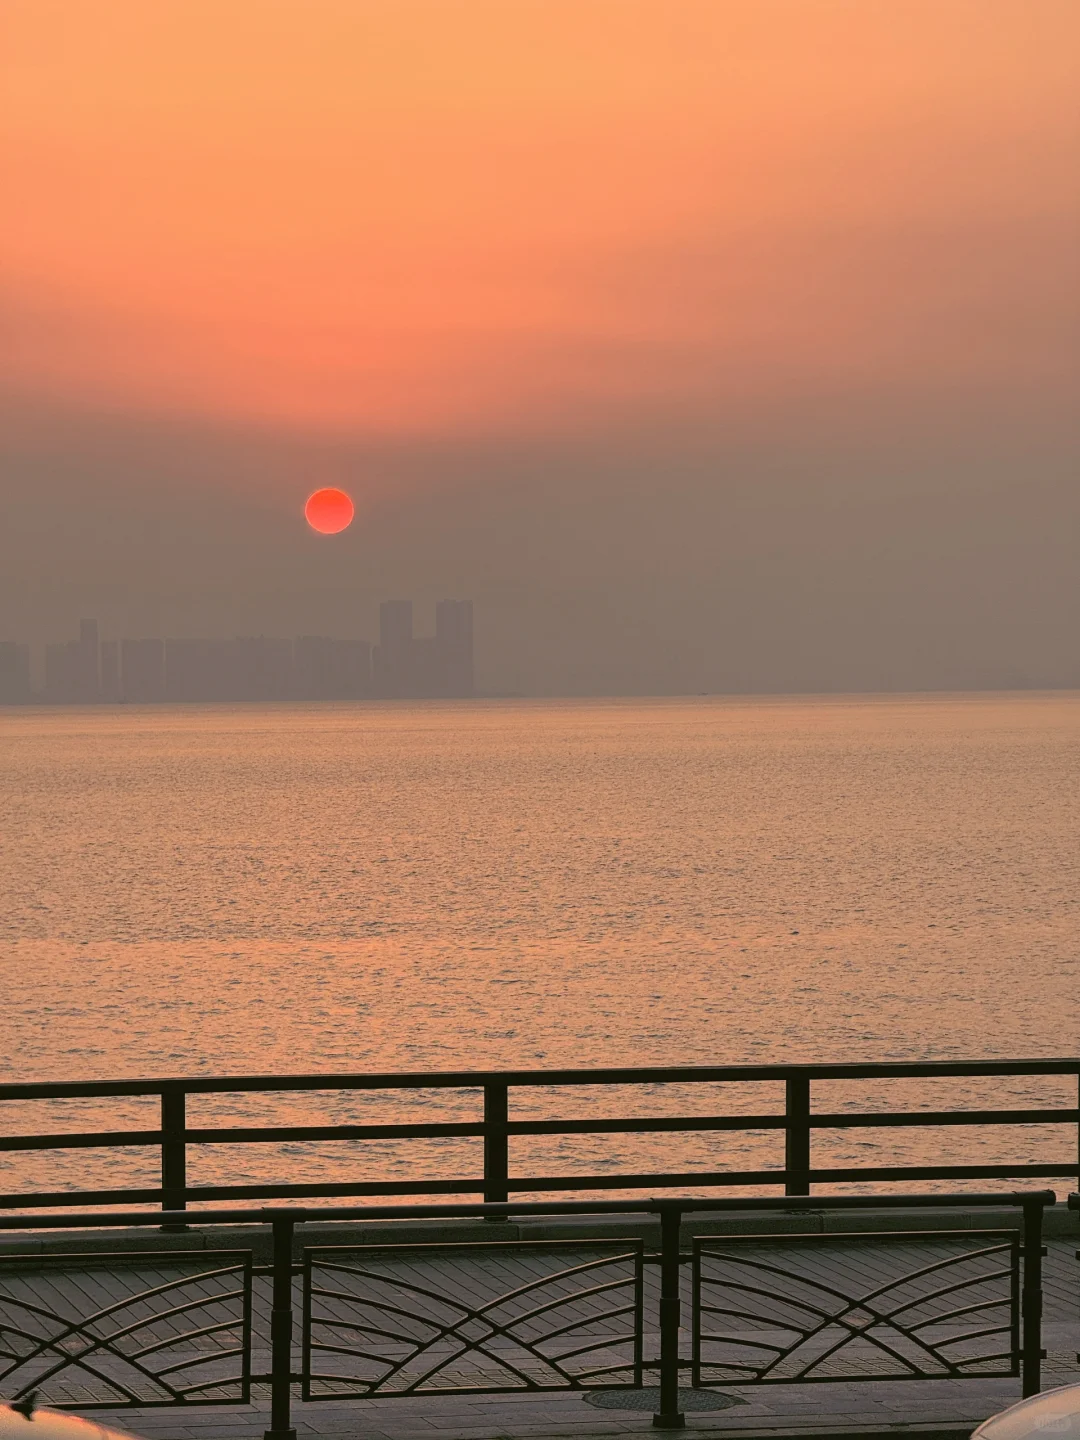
[2,0,1078,693]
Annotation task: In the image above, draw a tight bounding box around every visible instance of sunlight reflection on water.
[2,694,1078,1205]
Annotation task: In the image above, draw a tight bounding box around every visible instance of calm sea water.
[2,694,1078,1201]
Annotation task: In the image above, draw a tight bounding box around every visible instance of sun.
[304,488,355,534]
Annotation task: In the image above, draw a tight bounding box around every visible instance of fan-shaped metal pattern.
[302,1240,643,1398]
[0,1251,252,1408]
[693,1231,1020,1387]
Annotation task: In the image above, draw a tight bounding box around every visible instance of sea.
[2,693,1078,1203]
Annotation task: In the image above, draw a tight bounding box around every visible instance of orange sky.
[2,0,1077,437]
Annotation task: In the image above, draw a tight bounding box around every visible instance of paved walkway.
[1,1230,1075,1439]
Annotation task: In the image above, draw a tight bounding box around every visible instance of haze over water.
[2,693,1078,1201]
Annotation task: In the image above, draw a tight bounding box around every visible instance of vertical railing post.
[653,1202,685,1429]
[784,1075,811,1197]
[483,1081,509,1218]
[1020,1196,1045,1398]
[264,1215,297,1440]
[160,1084,187,1228]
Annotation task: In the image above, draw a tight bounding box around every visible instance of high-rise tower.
[373,600,414,696]
[435,599,474,697]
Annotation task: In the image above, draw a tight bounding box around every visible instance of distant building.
[100,640,120,702]
[24,599,475,704]
[0,641,31,704]
[373,601,414,697]
[379,600,413,653]
[163,636,298,701]
[373,599,474,698]
[294,636,371,699]
[165,638,229,701]
[230,637,294,700]
[435,599,474,697]
[73,619,100,702]
[45,640,75,701]
[43,619,100,702]
[122,638,165,702]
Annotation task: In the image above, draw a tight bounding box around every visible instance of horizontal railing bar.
[515,1115,784,1134]
[1,1108,1076,1153]
[809,1108,1080,1129]
[0,1189,1057,1229]
[1,1161,1076,1209]
[0,1057,1077,1099]
[494,1163,1078,1190]
[0,1178,489,1209]
[186,1122,482,1142]
[0,1186,167,1208]
[0,1131,165,1151]
[0,1122,487,1150]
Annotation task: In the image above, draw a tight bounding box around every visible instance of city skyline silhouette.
[0,600,474,703]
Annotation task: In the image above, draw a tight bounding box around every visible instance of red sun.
[304,487,355,534]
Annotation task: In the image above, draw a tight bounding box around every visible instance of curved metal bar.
[531,1302,638,1347]
[156,1345,245,1380]
[697,1299,803,1332]
[311,1286,458,1336]
[535,1327,638,1364]
[697,1275,836,1323]
[910,1296,1012,1330]
[491,1274,636,1330]
[885,1266,1015,1319]
[952,1349,1015,1369]
[308,1280,437,1324]
[304,1338,399,1367]
[311,1312,431,1347]
[930,1323,1012,1350]
[696,1332,786,1355]
[131,1320,246,1363]
[847,1247,1014,1312]
[535,1319,639,1359]
[699,1251,863,1308]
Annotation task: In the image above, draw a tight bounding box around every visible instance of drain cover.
[585,1387,744,1412]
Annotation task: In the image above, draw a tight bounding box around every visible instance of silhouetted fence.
[0,1059,1076,1214]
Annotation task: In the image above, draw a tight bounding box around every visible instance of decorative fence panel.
[0,1192,1052,1433]
[302,1240,644,1398]
[0,1250,253,1408]
[693,1231,1020,1388]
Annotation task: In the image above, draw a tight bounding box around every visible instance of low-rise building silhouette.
[44,640,74,701]
[100,640,120,703]
[294,636,372,699]
[9,601,474,703]
[0,641,31,703]
[122,638,166,702]
[435,599,474,698]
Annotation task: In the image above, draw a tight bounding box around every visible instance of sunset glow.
[2,1,1076,440]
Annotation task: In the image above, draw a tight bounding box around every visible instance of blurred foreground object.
[973,1382,1080,1438]
[0,1400,144,1440]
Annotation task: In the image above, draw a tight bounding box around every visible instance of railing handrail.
[0,1188,1057,1230]
[0,1059,1076,1212]
[1,1056,1078,1099]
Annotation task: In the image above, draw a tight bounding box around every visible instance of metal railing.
[0,1059,1077,1213]
[0,1191,1055,1435]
